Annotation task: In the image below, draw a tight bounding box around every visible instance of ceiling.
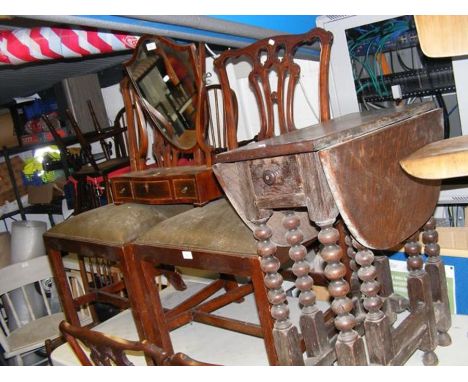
[0,17,133,106]
[0,15,319,107]
[0,53,130,105]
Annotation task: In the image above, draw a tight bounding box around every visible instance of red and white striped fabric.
[0,27,140,65]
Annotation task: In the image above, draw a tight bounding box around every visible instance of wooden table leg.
[405,234,438,366]
[422,217,452,346]
[253,218,304,366]
[353,240,394,365]
[318,221,367,366]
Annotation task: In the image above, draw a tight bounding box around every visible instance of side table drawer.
[249,156,303,198]
[133,180,172,201]
[112,181,132,201]
[173,179,197,199]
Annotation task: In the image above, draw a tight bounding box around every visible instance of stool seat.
[45,203,192,246]
[135,198,257,255]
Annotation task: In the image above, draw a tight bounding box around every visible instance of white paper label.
[146,42,157,51]
[182,251,193,260]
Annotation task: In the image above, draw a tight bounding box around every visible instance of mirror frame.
[124,35,203,152]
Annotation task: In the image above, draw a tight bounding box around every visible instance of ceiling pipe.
[20,15,257,48]
[125,15,286,41]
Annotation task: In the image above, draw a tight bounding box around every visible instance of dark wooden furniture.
[111,166,221,206]
[59,320,214,366]
[42,111,131,214]
[44,203,192,340]
[65,110,131,213]
[213,101,452,365]
[110,35,223,206]
[42,36,221,362]
[125,28,334,366]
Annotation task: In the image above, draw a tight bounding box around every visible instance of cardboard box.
[0,156,26,206]
[0,110,18,148]
[437,227,468,250]
[27,178,66,204]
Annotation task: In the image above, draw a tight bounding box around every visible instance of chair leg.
[249,257,279,366]
[15,355,23,366]
[47,248,81,326]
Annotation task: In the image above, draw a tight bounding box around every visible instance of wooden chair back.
[0,256,55,347]
[112,106,129,158]
[41,114,73,178]
[65,109,100,172]
[59,320,215,366]
[214,27,333,149]
[87,100,111,160]
[202,84,239,155]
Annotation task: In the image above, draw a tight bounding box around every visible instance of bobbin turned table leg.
[422,218,452,346]
[353,240,394,365]
[318,221,367,366]
[253,218,304,366]
[345,235,366,329]
[405,234,438,366]
[283,212,333,365]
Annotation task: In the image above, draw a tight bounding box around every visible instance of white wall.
[204,53,322,144]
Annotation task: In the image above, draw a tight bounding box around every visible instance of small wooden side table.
[213,101,452,366]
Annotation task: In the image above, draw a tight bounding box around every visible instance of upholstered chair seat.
[135,198,256,255]
[45,202,192,246]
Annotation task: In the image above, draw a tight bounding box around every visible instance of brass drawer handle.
[180,186,188,194]
[119,187,127,194]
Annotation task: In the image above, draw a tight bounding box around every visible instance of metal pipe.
[125,15,286,40]
[20,15,256,48]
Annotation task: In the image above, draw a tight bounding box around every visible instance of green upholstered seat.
[44,203,192,246]
[135,198,258,255]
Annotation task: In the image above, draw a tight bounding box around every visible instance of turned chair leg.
[422,218,452,346]
[317,221,367,366]
[405,234,438,366]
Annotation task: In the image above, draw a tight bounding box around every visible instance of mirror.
[125,36,200,150]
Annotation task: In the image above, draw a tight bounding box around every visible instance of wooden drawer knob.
[262,169,279,185]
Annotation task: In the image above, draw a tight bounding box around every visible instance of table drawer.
[173,179,197,199]
[133,180,172,200]
[249,156,303,198]
[112,181,132,200]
